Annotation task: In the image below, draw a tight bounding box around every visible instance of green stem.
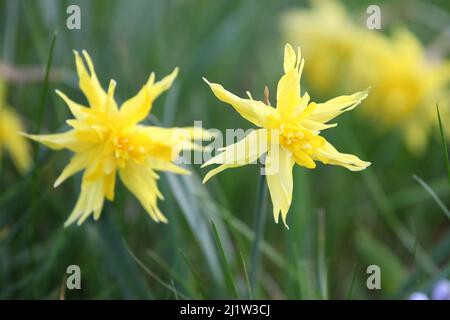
[249,170,269,295]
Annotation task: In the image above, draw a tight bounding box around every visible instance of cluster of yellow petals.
[25,51,210,226]
[202,44,370,227]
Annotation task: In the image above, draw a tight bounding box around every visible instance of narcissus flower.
[24,51,209,226]
[0,80,31,173]
[351,29,450,153]
[202,44,370,227]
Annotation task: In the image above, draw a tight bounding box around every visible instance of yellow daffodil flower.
[202,44,370,227]
[24,51,209,227]
[281,0,363,96]
[0,80,31,173]
[351,29,450,153]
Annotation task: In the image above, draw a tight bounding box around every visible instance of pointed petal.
[54,150,93,187]
[309,89,369,124]
[64,177,105,227]
[277,44,305,117]
[74,50,106,110]
[283,43,297,73]
[22,130,89,152]
[202,129,268,183]
[55,90,89,119]
[277,45,305,117]
[314,140,371,171]
[146,157,190,175]
[203,78,280,128]
[119,68,178,124]
[265,147,294,228]
[119,162,167,223]
[1,107,31,172]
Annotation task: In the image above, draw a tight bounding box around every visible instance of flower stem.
[249,170,269,296]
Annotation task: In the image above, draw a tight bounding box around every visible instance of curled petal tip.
[202,77,211,85]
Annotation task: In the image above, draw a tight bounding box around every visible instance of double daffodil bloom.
[202,44,370,227]
[25,51,209,226]
[0,80,31,173]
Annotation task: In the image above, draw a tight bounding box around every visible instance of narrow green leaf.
[317,209,328,300]
[240,251,253,300]
[180,250,208,299]
[413,174,450,220]
[436,104,450,187]
[211,220,239,298]
[346,264,357,300]
[35,31,56,136]
[123,239,189,300]
[249,172,268,295]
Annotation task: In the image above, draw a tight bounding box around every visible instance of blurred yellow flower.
[25,51,208,226]
[203,44,370,227]
[0,80,31,173]
[352,29,450,153]
[281,0,363,96]
[281,0,450,153]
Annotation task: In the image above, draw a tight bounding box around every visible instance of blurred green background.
[0,0,449,299]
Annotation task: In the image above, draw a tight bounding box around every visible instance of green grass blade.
[123,239,189,300]
[249,172,268,295]
[346,264,357,300]
[413,174,450,220]
[35,31,56,136]
[240,251,253,300]
[180,250,208,299]
[317,209,328,300]
[436,104,450,187]
[211,220,239,298]
[94,213,153,299]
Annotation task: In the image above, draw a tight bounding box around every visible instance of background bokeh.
[0,0,449,299]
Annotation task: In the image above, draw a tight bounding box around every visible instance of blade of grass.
[436,104,450,187]
[346,264,357,300]
[345,132,437,275]
[249,172,268,295]
[413,174,450,220]
[94,212,153,299]
[317,209,328,300]
[166,173,224,284]
[180,250,208,299]
[123,239,189,300]
[35,31,56,136]
[240,251,253,300]
[211,220,239,298]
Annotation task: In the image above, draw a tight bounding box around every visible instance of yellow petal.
[64,177,105,227]
[53,149,95,187]
[119,68,178,124]
[104,79,119,114]
[265,146,294,228]
[202,129,268,183]
[309,88,369,124]
[22,130,89,152]
[203,78,280,128]
[55,90,89,120]
[314,140,371,171]
[283,43,297,73]
[119,161,167,223]
[1,107,31,172]
[74,50,106,110]
[104,172,116,201]
[277,44,304,117]
[146,157,190,175]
